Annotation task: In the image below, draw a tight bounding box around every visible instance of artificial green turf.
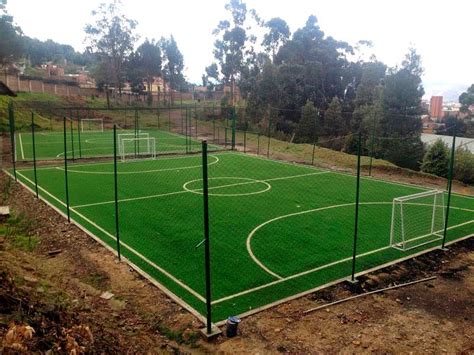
[15,128,220,161]
[11,151,474,322]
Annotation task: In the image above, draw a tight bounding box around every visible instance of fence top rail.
[394,189,444,202]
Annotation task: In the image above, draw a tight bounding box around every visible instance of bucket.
[226,316,241,337]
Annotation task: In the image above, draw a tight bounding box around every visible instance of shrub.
[421,139,449,177]
[454,146,474,185]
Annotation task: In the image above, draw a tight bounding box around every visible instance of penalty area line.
[216,219,473,305]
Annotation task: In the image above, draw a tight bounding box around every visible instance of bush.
[421,139,449,177]
[454,147,474,185]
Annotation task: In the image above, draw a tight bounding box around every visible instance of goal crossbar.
[119,137,156,162]
[394,189,444,202]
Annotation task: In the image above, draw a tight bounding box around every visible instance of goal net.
[119,137,156,162]
[81,119,104,132]
[390,190,446,251]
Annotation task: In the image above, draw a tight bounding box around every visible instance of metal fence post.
[186,108,190,154]
[441,129,456,249]
[244,110,248,153]
[77,110,82,159]
[168,102,171,131]
[8,102,17,180]
[31,112,39,197]
[69,118,75,161]
[181,104,184,135]
[157,106,160,130]
[195,107,198,139]
[113,125,121,261]
[134,108,139,157]
[311,112,318,165]
[231,107,236,150]
[351,132,362,281]
[267,114,272,158]
[63,117,71,222]
[368,111,377,176]
[257,133,261,155]
[202,140,212,334]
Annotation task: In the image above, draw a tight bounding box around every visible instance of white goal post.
[117,132,149,156]
[119,137,156,162]
[390,190,446,251]
[80,118,104,132]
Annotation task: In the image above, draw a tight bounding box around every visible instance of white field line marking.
[73,190,190,209]
[183,177,272,197]
[215,218,473,305]
[14,169,473,306]
[221,151,474,201]
[246,202,384,279]
[58,154,220,175]
[20,152,209,172]
[15,170,206,303]
[73,171,329,208]
[9,167,207,325]
[246,201,474,279]
[18,133,25,159]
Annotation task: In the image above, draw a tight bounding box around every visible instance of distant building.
[421,114,444,134]
[41,63,65,77]
[122,76,170,95]
[430,96,443,120]
[148,76,169,94]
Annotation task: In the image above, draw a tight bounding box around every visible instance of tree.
[378,48,425,169]
[459,84,474,115]
[23,38,87,67]
[0,2,23,68]
[160,36,186,92]
[324,97,346,136]
[454,147,474,185]
[294,100,318,143]
[442,116,466,137]
[262,18,290,59]
[84,1,138,95]
[420,139,449,177]
[211,0,258,103]
[351,61,386,132]
[273,15,354,112]
[129,39,161,104]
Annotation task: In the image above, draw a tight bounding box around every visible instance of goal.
[390,190,446,251]
[117,132,149,145]
[81,119,104,132]
[119,137,156,162]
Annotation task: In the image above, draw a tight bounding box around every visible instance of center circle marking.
[183,177,271,196]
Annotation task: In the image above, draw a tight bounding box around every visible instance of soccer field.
[14,128,212,161]
[11,150,474,323]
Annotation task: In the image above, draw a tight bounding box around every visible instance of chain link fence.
[2,100,473,332]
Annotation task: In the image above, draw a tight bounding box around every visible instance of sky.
[7,0,474,99]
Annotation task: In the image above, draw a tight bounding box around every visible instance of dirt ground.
[0,171,473,353]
